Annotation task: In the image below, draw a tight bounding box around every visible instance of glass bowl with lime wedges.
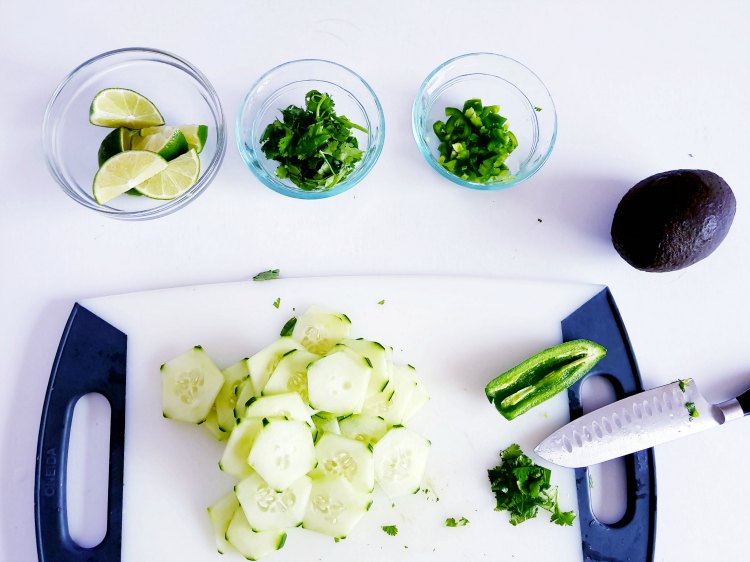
[412,52,557,190]
[43,47,226,219]
[237,59,385,199]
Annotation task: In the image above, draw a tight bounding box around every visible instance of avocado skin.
[611,169,736,272]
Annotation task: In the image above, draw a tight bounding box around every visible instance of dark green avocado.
[611,169,736,272]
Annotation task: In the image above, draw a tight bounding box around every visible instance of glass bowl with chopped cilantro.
[43,47,226,220]
[412,52,556,190]
[237,59,385,199]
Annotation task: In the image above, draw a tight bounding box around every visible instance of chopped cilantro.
[279,316,297,336]
[381,525,398,536]
[534,106,543,112]
[678,379,690,392]
[253,269,279,281]
[273,297,281,309]
[445,516,469,527]
[488,443,576,527]
[260,90,367,191]
[685,401,699,418]
[377,299,385,305]
[432,98,517,183]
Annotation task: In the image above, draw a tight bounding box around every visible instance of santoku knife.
[535,378,750,468]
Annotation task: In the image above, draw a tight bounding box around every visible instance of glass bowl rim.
[236,58,386,200]
[412,51,557,191]
[42,46,227,220]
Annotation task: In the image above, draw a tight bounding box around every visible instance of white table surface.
[2,1,749,560]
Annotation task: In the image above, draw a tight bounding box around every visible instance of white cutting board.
[81,276,601,562]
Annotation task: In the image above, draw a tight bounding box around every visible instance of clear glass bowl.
[413,52,557,190]
[43,47,226,220]
[237,59,385,199]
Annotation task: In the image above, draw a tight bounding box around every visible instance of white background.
[2,1,749,561]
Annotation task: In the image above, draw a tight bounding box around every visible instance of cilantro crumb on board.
[253,269,279,281]
[381,525,398,536]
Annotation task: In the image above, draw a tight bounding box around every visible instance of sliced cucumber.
[302,476,372,539]
[226,507,287,561]
[360,385,395,420]
[217,360,251,431]
[373,427,430,498]
[234,377,257,421]
[262,349,319,401]
[312,412,340,438]
[248,420,315,491]
[160,346,224,424]
[236,473,312,531]
[219,417,263,480]
[247,337,303,395]
[375,364,418,426]
[307,349,371,416]
[292,305,351,354]
[338,414,388,447]
[207,491,238,554]
[402,369,430,423]
[340,339,392,397]
[203,406,228,442]
[244,393,313,426]
[313,433,374,493]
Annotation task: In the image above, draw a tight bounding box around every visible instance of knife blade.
[536,378,750,467]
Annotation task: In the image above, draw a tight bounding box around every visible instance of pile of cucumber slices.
[160,305,431,560]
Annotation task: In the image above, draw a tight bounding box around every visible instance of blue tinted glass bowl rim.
[412,52,557,191]
[236,58,386,200]
[42,46,227,220]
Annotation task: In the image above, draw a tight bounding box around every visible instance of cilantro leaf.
[685,401,699,418]
[678,379,689,392]
[381,525,398,536]
[377,299,385,305]
[488,443,576,527]
[445,516,469,527]
[253,269,279,281]
[273,297,281,309]
[260,90,367,192]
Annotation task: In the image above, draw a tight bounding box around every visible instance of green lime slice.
[89,88,164,128]
[97,127,134,166]
[93,150,168,204]
[132,126,189,160]
[142,124,208,153]
[134,148,200,200]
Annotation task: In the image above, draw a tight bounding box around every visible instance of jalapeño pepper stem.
[485,340,606,420]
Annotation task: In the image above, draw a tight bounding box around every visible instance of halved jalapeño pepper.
[485,340,606,420]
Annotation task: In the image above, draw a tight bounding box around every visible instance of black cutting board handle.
[34,304,127,562]
[562,288,657,562]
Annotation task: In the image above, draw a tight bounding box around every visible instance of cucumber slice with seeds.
[219,417,263,480]
[217,360,251,431]
[248,337,303,394]
[292,305,351,354]
[262,349,319,401]
[160,346,224,424]
[226,508,287,561]
[307,349,371,416]
[236,473,312,530]
[373,427,430,498]
[339,414,388,447]
[302,476,372,539]
[248,420,315,491]
[207,491,238,554]
[313,433,375,493]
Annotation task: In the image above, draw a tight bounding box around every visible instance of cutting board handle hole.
[581,375,628,525]
[66,392,111,549]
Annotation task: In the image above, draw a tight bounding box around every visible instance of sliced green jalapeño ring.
[485,339,606,420]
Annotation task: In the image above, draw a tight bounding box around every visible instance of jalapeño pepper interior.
[485,339,606,420]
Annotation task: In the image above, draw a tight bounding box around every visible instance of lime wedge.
[97,127,133,166]
[134,149,200,200]
[93,150,168,204]
[142,124,208,153]
[132,126,189,160]
[89,88,164,128]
